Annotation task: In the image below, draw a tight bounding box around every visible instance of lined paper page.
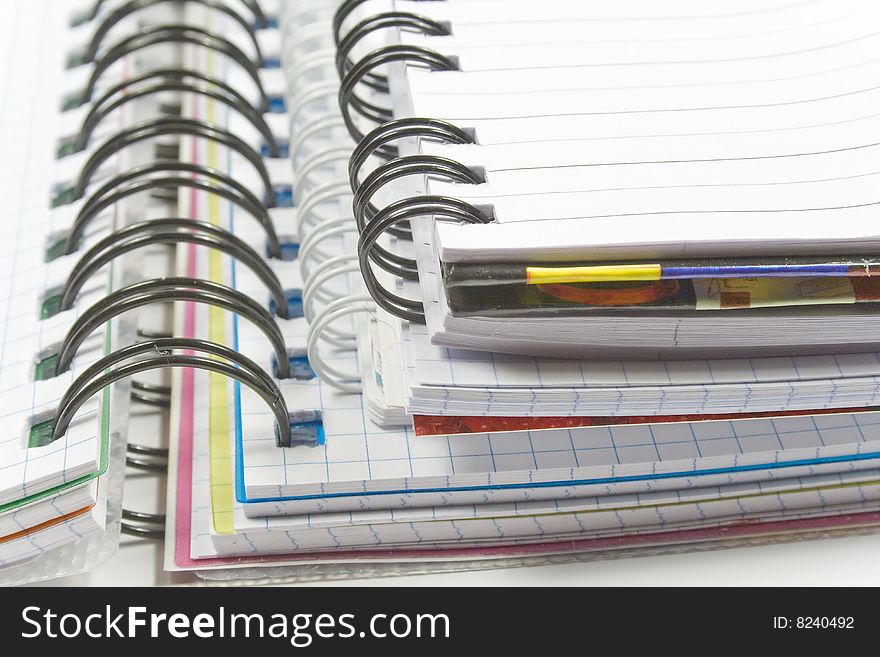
[386,1,880,259]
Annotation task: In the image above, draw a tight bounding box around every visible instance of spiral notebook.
[341,0,880,359]
[186,0,880,557]
[5,0,880,585]
[220,0,880,552]
[324,0,880,425]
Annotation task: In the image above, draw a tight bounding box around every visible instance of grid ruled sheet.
[0,1,114,516]
[401,318,880,417]
[187,395,880,558]
[177,386,880,565]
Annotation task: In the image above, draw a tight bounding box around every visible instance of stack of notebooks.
[4,0,880,585]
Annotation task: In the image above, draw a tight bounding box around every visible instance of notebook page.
[0,0,118,512]
[383,2,880,258]
[0,479,97,539]
[210,387,880,554]
[400,318,880,417]
[219,493,880,554]
[216,459,880,554]
[174,394,880,567]
[406,0,877,47]
[359,2,880,357]
[186,352,880,556]
[395,0,829,23]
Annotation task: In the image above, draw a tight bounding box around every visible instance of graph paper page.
[0,1,111,511]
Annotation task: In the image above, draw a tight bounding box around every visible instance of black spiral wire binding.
[329,17,461,271]
[131,334,175,408]
[331,20,500,323]
[241,0,270,29]
[360,196,491,322]
[51,338,294,445]
[349,148,492,323]
[338,44,459,146]
[128,441,170,457]
[63,162,282,257]
[52,1,285,316]
[349,117,474,183]
[332,0,444,93]
[52,277,293,378]
[70,116,274,203]
[66,68,276,155]
[127,375,170,537]
[335,12,451,118]
[124,456,169,473]
[348,116,473,243]
[348,150,491,323]
[43,0,294,413]
[353,154,486,274]
[79,24,265,106]
[47,0,292,545]
[332,14,463,256]
[78,0,265,68]
[64,160,281,251]
[137,328,173,339]
[121,510,166,539]
[76,0,270,30]
[329,8,458,246]
[130,380,172,408]
[59,219,293,318]
[333,0,389,94]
